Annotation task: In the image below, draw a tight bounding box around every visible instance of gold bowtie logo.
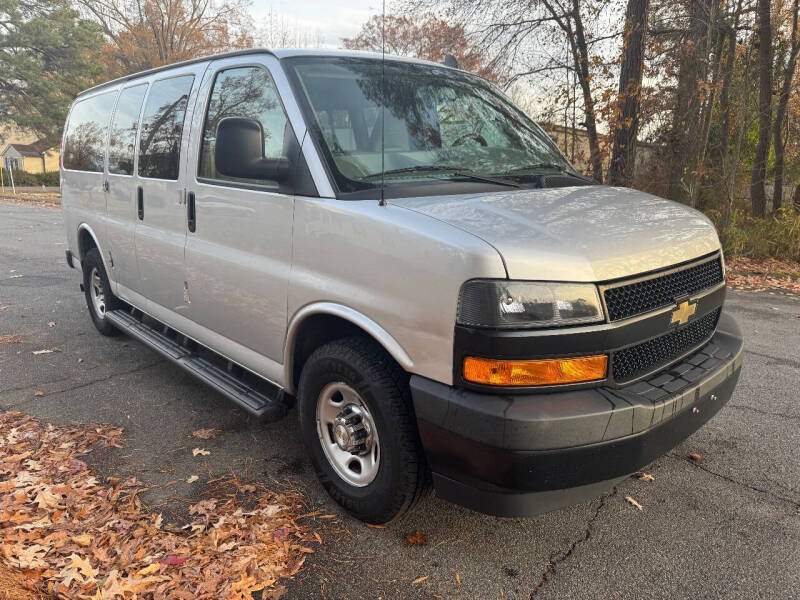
[670,300,697,326]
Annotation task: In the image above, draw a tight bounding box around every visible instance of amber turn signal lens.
[463,355,608,387]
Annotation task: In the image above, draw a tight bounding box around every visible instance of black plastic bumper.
[411,312,744,517]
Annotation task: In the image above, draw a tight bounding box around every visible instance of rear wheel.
[298,336,428,523]
[82,247,120,336]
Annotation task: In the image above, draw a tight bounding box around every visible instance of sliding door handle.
[137,186,144,220]
[187,191,196,233]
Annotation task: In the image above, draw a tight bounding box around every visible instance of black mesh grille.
[604,257,724,321]
[612,308,721,382]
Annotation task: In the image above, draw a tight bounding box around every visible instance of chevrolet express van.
[62,49,743,523]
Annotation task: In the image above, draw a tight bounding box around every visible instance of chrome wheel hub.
[316,382,380,487]
[89,268,106,318]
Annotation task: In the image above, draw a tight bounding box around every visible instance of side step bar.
[105,306,290,422]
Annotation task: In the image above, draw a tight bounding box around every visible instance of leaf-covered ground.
[0,412,316,599]
[726,256,800,294]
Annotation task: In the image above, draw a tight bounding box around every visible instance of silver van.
[62,49,743,523]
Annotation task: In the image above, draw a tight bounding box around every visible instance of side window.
[199,66,288,185]
[138,75,195,180]
[108,84,148,175]
[63,91,117,172]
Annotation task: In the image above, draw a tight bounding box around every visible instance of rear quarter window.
[63,90,117,172]
[138,75,195,180]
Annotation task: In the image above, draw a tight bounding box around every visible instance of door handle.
[137,186,144,220]
[187,191,196,233]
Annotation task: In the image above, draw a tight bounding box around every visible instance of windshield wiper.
[362,165,519,187]
[502,162,571,175]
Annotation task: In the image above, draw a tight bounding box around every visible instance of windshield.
[283,56,579,197]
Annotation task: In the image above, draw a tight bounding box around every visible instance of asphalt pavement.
[1,201,798,600]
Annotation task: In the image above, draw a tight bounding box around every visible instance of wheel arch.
[76,224,114,282]
[284,303,414,395]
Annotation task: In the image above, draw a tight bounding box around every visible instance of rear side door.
[183,56,300,363]
[105,83,148,293]
[134,68,205,312]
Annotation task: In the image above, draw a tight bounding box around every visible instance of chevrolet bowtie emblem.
[670,300,697,326]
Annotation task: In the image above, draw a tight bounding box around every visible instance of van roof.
[76,48,454,98]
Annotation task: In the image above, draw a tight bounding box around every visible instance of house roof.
[3,140,51,156]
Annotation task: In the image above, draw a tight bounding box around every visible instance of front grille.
[604,256,724,321]
[612,308,721,382]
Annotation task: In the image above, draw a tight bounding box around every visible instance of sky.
[249,0,383,48]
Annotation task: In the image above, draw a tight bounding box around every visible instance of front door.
[134,68,205,313]
[183,57,297,363]
[105,82,148,293]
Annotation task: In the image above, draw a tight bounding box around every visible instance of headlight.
[457,280,604,328]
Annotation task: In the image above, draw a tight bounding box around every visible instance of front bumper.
[411,312,744,517]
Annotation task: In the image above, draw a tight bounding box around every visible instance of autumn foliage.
[342,13,502,83]
[0,412,315,599]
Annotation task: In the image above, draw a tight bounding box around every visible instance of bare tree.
[750,0,773,216]
[403,0,620,182]
[772,0,800,210]
[609,0,649,186]
[77,0,252,74]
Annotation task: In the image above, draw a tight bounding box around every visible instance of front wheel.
[297,337,428,523]
[82,247,120,336]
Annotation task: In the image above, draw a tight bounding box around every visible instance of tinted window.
[199,67,288,185]
[63,91,117,172]
[138,75,194,179]
[108,84,148,175]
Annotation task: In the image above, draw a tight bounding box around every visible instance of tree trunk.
[570,0,605,182]
[609,0,649,187]
[772,0,799,211]
[719,0,743,166]
[750,0,773,217]
[666,0,713,204]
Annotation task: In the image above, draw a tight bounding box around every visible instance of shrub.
[708,206,800,262]
[2,169,59,187]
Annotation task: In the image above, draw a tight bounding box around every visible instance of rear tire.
[82,247,121,337]
[297,336,429,523]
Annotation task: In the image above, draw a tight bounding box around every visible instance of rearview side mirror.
[215,117,291,182]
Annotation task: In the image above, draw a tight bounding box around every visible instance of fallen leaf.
[500,586,505,597]
[412,575,429,585]
[34,390,44,397]
[191,428,221,439]
[366,523,385,529]
[273,525,291,541]
[186,475,199,484]
[625,496,643,511]
[689,453,702,462]
[71,534,91,547]
[0,334,22,344]
[405,530,427,546]
[77,358,84,363]
[32,347,60,355]
[192,448,210,456]
[48,321,56,327]
[154,554,188,566]
[634,472,655,482]
[137,563,161,576]
[456,573,461,584]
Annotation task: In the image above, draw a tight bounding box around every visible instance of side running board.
[105,306,290,422]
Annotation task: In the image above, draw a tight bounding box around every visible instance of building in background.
[0,126,59,174]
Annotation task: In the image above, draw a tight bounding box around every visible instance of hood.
[391,185,721,282]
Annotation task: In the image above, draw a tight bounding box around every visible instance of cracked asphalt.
[1,201,799,600]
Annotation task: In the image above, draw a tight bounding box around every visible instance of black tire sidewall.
[83,248,119,336]
[298,340,419,522]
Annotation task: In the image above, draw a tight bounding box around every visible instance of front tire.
[298,337,428,523]
[82,247,120,337]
